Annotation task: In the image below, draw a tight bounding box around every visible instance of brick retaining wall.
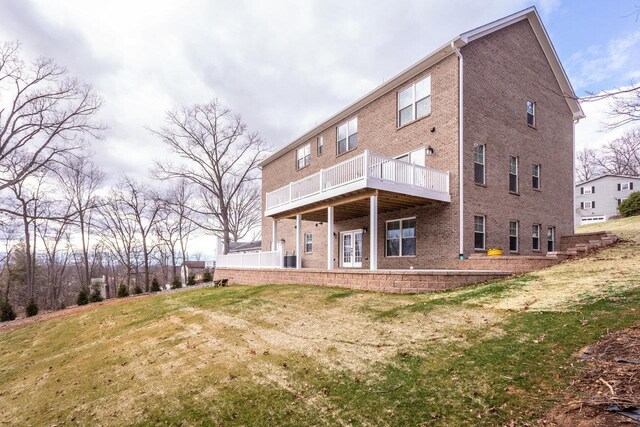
[213,268,511,294]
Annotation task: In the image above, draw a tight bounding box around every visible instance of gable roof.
[260,6,584,168]
[577,174,640,186]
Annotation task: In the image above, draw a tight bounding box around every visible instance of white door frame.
[340,229,363,268]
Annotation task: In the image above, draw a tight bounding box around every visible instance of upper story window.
[581,201,595,209]
[474,144,486,185]
[398,75,431,127]
[317,135,324,156]
[581,186,594,194]
[337,117,358,155]
[509,156,519,193]
[532,164,541,190]
[526,100,536,127]
[296,143,311,170]
[618,182,634,191]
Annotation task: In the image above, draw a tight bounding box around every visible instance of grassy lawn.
[1,218,639,426]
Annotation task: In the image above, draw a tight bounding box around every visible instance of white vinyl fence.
[216,249,283,269]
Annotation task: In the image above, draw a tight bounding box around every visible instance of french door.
[340,230,363,268]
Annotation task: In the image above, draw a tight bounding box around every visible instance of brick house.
[259,7,583,273]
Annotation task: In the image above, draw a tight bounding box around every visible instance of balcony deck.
[264,150,450,218]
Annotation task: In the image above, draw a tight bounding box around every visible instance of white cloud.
[567,31,640,90]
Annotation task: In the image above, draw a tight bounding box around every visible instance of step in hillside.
[561,231,619,257]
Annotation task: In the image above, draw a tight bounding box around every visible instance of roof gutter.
[451,40,465,259]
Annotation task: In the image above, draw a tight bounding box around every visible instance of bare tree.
[576,147,598,182]
[225,181,261,241]
[603,87,640,130]
[36,200,74,309]
[595,129,640,176]
[98,188,140,292]
[6,173,49,302]
[58,157,104,288]
[576,129,640,179]
[167,180,197,281]
[151,99,268,254]
[112,177,162,292]
[0,41,102,192]
[0,218,19,302]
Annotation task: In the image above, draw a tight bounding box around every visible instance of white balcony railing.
[265,150,450,214]
[217,249,283,269]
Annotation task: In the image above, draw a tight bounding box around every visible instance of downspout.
[572,118,578,232]
[451,41,464,259]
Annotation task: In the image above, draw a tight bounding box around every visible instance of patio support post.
[296,214,302,269]
[271,219,278,251]
[370,194,378,270]
[327,206,334,270]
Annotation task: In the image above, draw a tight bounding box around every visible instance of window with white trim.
[385,218,416,257]
[509,221,519,252]
[337,117,358,155]
[532,164,541,190]
[474,144,485,185]
[304,233,312,253]
[581,201,595,209]
[296,143,311,169]
[582,186,593,194]
[527,100,535,127]
[547,226,555,252]
[509,156,519,193]
[397,75,431,127]
[532,224,541,251]
[618,182,634,191]
[474,215,485,250]
[317,135,324,156]
[618,198,627,206]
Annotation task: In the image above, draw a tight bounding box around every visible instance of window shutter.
[618,183,621,191]
[631,182,634,190]
[580,187,584,195]
[592,186,595,193]
[580,202,584,209]
[592,201,595,208]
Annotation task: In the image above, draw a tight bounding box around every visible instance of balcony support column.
[327,206,334,270]
[271,219,278,251]
[295,214,302,269]
[370,195,378,271]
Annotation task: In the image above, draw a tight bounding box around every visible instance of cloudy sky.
[1,0,639,253]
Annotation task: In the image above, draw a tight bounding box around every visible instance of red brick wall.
[462,20,574,257]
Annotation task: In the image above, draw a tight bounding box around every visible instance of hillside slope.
[1,217,639,426]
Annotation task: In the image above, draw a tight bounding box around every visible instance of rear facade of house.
[575,175,640,225]
[260,7,583,271]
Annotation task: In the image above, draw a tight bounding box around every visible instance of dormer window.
[398,75,431,127]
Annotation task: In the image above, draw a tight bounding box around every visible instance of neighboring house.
[575,175,640,225]
[228,241,262,254]
[260,7,584,271]
[180,260,215,283]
